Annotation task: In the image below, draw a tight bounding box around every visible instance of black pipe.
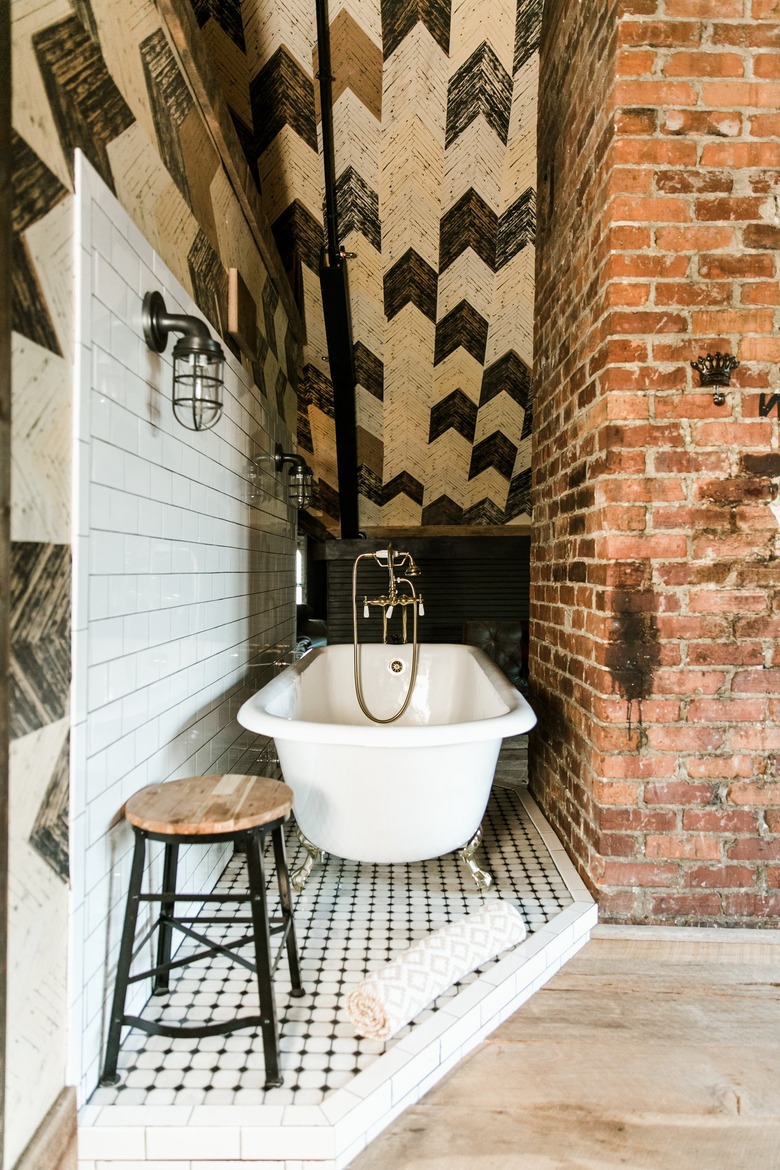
[314,0,360,538]
[315,0,341,267]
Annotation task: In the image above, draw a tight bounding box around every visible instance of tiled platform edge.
[78,789,597,1169]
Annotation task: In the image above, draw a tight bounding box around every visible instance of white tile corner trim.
[78,784,597,1168]
[71,152,300,1103]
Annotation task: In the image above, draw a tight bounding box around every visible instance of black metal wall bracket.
[691,351,739,406]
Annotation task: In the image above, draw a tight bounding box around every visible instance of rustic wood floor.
[350,925,780,1170]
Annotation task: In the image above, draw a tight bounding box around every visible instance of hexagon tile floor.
[80,767,597,1169]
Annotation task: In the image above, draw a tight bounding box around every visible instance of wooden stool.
[100,774,304,1090]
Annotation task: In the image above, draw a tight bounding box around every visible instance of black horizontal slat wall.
[320,537,530,644]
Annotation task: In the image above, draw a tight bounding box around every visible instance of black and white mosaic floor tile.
[89,765,571,1110]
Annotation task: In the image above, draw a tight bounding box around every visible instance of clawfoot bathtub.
[237,643,536,881]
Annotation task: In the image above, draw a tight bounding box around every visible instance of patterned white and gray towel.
[345,900,527,1040]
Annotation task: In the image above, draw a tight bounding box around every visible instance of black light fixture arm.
[142,290,216,354]
[274,444,308,476]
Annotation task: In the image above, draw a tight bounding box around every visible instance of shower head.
[405,558,421,577]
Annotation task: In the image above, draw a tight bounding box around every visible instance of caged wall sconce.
[143,290,225,431]
[275,444,314,510]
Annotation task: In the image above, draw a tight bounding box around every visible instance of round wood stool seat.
[125,773,293,837]
[101,773,304,1091]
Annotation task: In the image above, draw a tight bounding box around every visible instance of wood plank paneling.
[322,536,530,644]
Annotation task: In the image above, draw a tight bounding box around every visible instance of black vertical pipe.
[315,0,340,267]
[314,0,360,538]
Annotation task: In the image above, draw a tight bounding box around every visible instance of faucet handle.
[363,600,369,618]
[418,600,425,617]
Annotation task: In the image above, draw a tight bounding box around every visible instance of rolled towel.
[345,900,527,1041]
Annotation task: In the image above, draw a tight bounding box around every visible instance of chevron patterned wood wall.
[195,0,541,534]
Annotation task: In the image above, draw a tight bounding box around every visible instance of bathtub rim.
[237,642,537,747]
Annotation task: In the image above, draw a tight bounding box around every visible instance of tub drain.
[389,659,404,673]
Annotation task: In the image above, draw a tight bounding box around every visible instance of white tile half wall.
[71,153,298,1101]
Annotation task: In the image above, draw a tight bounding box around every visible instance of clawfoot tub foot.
[459,825,493,891]
[291,824,325,892]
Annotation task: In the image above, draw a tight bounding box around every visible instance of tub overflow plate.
[389,659,404,673]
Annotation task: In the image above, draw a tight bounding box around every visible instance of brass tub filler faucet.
[361,545,424,644]
[351,544,425,723]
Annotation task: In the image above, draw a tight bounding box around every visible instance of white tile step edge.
[78,789,597,1169]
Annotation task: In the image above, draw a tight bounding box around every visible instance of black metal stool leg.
[244,828,282,1088]
[271,825,305,997]
[101,831,146,1086]
[153,841,179,995]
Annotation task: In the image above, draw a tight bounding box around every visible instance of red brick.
[618,0,660,14]
[600,860,679,887]
[689,589,767,612]
[644,781,715,806]
[655,281,731,306]
[687,864,756,888]
[721,892,780,916]
[749,112,780,136]
[655,225,735,251]
[592,781,642,806]
[647,726,727,751]
[607,225,653,250]
[741,281,780,304]
[688,641,764,666]
[609,310,689,334]
[689,697,767,722]
[683,808,759,831]
[666,0,743,14]
[698,252,775,278]
[601,808,678,831]
[662,109,742,137]
[645,892,723,918]
[664,51,745,77]
[609,256,691,281]
[727,837,780,860]
[615,107,658,135]
[612,140,698,166]
[691,308,775,333]
[702,140,780,166]
[728,782,780,806]
[619,21,702,47]
[656,169,734,194]
[598,832,642,857]
[598,478,687,503]
[744,223,780,249]
[615,80,698,106]
[692,418,774,446]
[611,195,693,222]
[646,834,722,859]
[733,668,780,692]
[753,0,780,17]
[653,669,726,694]
[605,283,652,308]
[754,52,780,76]
[713,21,780,47]
[617,48,656,75]
[694,197,766,220]
[738,336,780,360]
[608,167,655,196]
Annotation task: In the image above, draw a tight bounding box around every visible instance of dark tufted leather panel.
[462,620,525,688]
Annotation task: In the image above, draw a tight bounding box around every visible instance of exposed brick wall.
[531,0,780,926]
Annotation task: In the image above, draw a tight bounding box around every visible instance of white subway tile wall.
[71,154,298,1102]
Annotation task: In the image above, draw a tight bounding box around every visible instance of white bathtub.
[237,643,536,864]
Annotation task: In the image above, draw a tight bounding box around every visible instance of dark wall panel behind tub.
[321,537,530,644]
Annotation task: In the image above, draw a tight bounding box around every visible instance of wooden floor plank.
[350,934,780,1170]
